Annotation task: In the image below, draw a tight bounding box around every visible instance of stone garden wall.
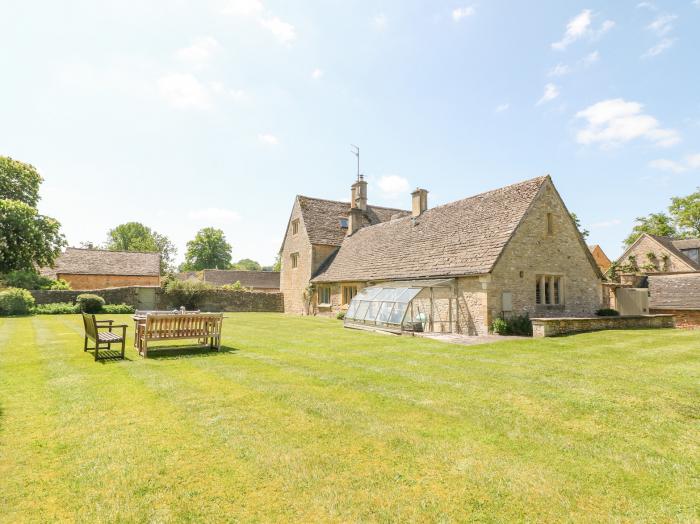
[531,314,675,338]
[649,309,700,329]
[30,286,284,313]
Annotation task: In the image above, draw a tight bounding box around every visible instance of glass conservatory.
[343,279,458,334]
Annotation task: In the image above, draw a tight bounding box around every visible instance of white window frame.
[318,285,331,305]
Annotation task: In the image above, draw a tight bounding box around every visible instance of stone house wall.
[488,180,601,327]
[279,199,313,315]
[621,236,693,273]
[58,273,160,290]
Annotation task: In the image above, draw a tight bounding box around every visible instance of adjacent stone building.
[279,175,603,335]
[177,269,280,292]
[588,244,612,273]
[40,248,160,289]
[648,272,700,328]
[616,234,700,274]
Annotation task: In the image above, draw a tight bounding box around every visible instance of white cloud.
[495,103,510,113]
[575,98,680,148]
[536,83,559,105]
[589,219,622,228]
[642,38,675,58]
[548,63,571,77]
[372,13,387,30]
[377,175,410,198]
[552,10,592,50]
[220,0,263,16]
[258,133,279,145]
[694,0,700,7]
[452,6,476,21]
[583,50,600,66]
[230,88,247,101]
[157,73,214,110]
[188,207,241,223]
[552,10,614,50]
[647,14,677,36]
[311,68,323,80]
[649,153,700,172]
[636,2,657,11]
[175,37,221,69]
[259,16,296,44]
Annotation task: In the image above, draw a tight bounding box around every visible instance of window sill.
[318,303,332,309]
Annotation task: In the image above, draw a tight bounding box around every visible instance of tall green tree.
[233,258,261,271]
[271,253,281,272]
[0,157,65,273]
[669,188,700,238]
[623,213,677,247]
[106,222,176,274]
[181,228,232,271]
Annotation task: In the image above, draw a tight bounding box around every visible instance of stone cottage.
[40,248,161,289]
[615,234,700,274]
[279,175,603,335]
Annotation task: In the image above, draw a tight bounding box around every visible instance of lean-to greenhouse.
[343,279,458,334]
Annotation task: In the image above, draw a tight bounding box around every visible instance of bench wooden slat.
[139,313,223,358]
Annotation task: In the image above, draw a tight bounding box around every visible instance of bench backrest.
[143,313,223,339]
[82,313,97,341]
[135,310,200,316]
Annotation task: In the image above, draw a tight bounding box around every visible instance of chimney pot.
[411,188,428,217]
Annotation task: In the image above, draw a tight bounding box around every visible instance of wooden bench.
[138,313,223,358]
[82,313,127,361]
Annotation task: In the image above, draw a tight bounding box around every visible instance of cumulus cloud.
[643,38,675,58]
[548,63,571,77]
[649,154,700,172]
[258,133,279,145]
[220,0,263,16]
[157,73,215,110]
[583,50,600,66]
[372,13,387,30]
[495,103,510,113]
[536,83,559,105]
[552,10,614,50]
[311,68,323,80]
[575,98,680,148]
[452,6,476,21]
[377,175,410,198]
[259,16,296,44]
[221,0,296,45]
[647,14,677,36]
[188,207,241,223]
[175,37,221,69]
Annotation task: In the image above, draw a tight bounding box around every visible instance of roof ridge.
[66,246,160,256]
[297,194,408,213]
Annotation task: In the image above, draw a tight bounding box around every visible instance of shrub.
[221,281,250,292]
[0,287,36,316]
[102,304,136,314]
[336,310,346,320]
[596,308,620,317]
[164,279,212,309]
[76,294,105,313]
[0,269,71,290]
[33,302,80,315]
[491,314,532,336]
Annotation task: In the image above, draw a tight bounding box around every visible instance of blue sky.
[1,0,699,265]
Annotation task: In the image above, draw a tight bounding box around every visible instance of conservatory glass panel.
[345,300,358,319]
[396,288,421,303]
[366,301,382,323]
[360,287,383,301]
[376,288,402,302]
[355,301,370,321]
[376,302,394,324]
[388,303,408,324]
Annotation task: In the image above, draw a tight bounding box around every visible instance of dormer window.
[339,218,348,229]
[681,248,699,264]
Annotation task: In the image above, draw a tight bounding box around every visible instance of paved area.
[415,332,530,346]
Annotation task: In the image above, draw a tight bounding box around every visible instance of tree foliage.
[106,222,176,274]
[233,258,261,271]
[272,254,281,272]
[570,212,590,241]
[623,213,678,247]
[0,157,65,273]
[669,189,700,238]
[181,228,232,271]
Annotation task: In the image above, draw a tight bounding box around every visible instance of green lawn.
[0,314,698,522]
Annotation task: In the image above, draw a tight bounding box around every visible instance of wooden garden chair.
[82,313,127,361]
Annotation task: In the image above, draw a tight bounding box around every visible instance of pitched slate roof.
[41,248,160,278]
[297,196,409,246]
[671,238,700,250]
[648,235,700,270]
[312,176,548,283]
[202,270,280,289]
[648,273,700,310]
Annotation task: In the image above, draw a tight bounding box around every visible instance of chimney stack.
[411,188,428,217]
[347,207,363,235]
[351,175,368,211]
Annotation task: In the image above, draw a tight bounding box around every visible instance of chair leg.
[84,336,88,352]
[142,340,147,358]
[121,338,125,359]
[94,342,99,361]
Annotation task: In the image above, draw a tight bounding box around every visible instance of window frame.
[318,285,331,306]
[292,219,299,235]
[290,252,299,269]
[342,285,358,305]
[535,274,564,306]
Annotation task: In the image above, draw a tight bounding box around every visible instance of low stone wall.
[30,287,150,306]
[30,287,284,313]
[531,314,675,338]
[650,309,700,329]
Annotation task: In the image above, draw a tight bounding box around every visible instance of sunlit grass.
[1,314,698,521]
